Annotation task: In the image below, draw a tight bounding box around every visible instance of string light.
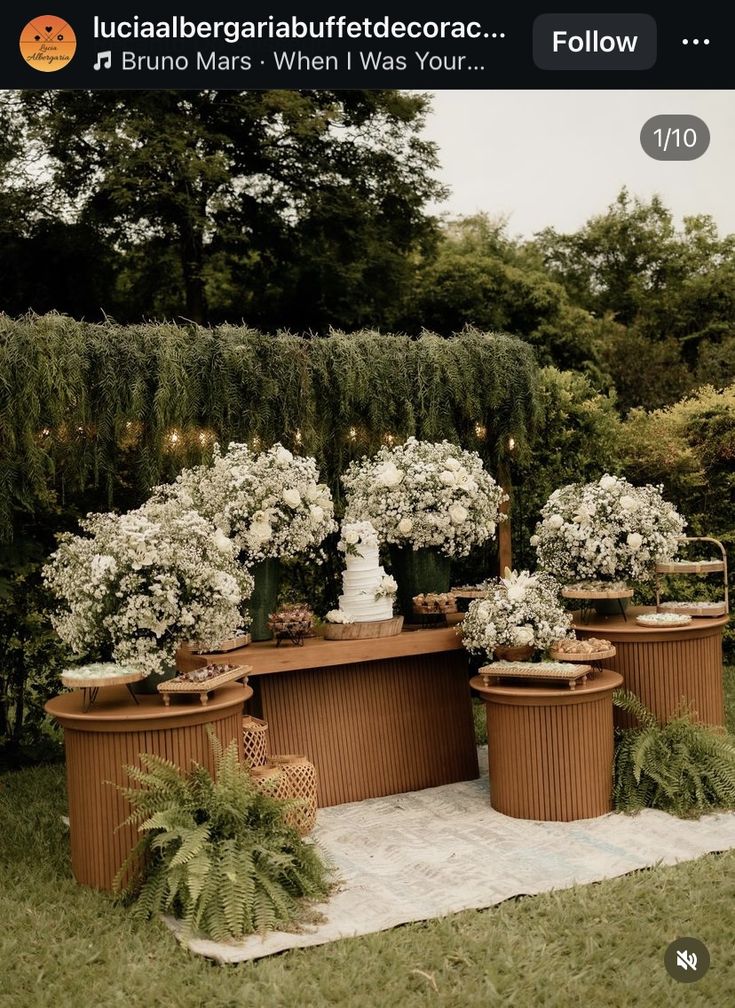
[475,423,487,440]
[198,432,207,445]
[169,431,180,446]
[41,428,50,437]
[294,429,302,445]
[508,437,516,451]
[349,427,357,441]
[384,432,395,446]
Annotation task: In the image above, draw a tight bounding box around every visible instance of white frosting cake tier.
[345,545,379,572]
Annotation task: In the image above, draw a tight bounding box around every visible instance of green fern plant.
[613,689,735,818]
[114,730,332,941]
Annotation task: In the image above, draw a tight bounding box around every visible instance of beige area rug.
[170,748,735,963]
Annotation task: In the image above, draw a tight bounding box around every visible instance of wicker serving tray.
[561,585,634,600]
[655,559,725,575]
[659,601,728,618]
[635,613,692,629]
[548,646,616,663]
[477,661,593,690]
[157,664,252,705]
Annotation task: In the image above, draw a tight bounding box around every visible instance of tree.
[19,90,445,325]
[407,214,611,375]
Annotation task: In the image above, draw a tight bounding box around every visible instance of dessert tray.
[412,592,458,614]
[561,583,633,600]
[178,634,251,655]
[61,663,145,711]
[635,612,693,628]
[477,660,594,690]
[450,585,489,600]
[659,600,728,618]
[548,637,616,662]
[655,559,725,574]
[157,662,252,705]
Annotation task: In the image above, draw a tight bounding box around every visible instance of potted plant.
[115,731,331,940]
[44,499,253,692]
[156,442,337,640]
[460,569,573,663]
[532,474,685,613]
[342,438,507,617]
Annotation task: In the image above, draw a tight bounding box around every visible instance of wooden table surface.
[573,605,729,638]
[470,667,623,704]
[179,626,464,677]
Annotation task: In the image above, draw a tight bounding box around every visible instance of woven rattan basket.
[251,755,318,836]
[242,715,269,768]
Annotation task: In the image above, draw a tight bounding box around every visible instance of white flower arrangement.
[324,609,354,624]
[374,574,398,600]
[155,442,337,564]
[44,499,254,678]
[62,662,138,681]
[533,475,686,584]
[341,437,507,558]
[338,520,379,556]
[460,569,573,657]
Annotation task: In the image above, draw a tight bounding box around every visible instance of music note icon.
[93,51,112,70]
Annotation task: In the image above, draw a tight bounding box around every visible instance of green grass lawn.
[2,670,734,1008]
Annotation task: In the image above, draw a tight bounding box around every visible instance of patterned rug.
[169,748,735,962]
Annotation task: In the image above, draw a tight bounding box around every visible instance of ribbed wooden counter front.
[574,607,728,728]
[182,629,479,808]
[471,670,622,821]
[45,683,251,891]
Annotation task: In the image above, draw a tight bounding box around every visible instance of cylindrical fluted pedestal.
[472,669,622,821]
[574,607,727,728]
[46,683,251,891]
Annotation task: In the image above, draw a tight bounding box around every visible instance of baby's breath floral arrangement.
[155,442,337,564]
[44,500,253,678]
[460,569,573,657]
[532,475,686,584]
[341,438,507,558]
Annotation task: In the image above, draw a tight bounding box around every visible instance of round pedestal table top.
[471,667,623,704]
[46,682,252,730]
[573,606,729,639]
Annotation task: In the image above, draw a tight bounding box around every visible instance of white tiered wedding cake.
[332,521,397,624]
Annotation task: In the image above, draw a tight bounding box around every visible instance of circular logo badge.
[19,15,76,72]
[664,937,710,983]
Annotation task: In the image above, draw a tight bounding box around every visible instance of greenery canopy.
[0,315,539,543]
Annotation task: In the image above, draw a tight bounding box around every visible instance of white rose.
[599,475,617,491]
[619,495,638,512]
[282,487,302,508]
[506,584,526,602]
[439,470,456,486]
[309,505,325,524]
[398,518,413,535]
[448,503,468,525]
[444,457,461,471]
[213,529,234,554]
[305,483,320,502]
[514,626,535,646]
[275,446,294,464]
[317,496,332,510]
[529,535,540,547]
[548,514,564,530]
[250,521,273,543]
[627,532,643,551]
[379,463,404,488]
[345,530,360,545]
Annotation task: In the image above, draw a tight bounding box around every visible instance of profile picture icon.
[19,15,76,72]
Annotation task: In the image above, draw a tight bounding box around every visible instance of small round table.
[46,682,251,891]
[471,669,622,821]
[574,607,727,728]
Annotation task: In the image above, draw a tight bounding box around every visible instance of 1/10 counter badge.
[19,15,76,72]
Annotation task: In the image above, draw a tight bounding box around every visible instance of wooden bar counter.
[472,669,622,821]
[182,629,479,807]
[46,682,251,891]
[574,607,728,728]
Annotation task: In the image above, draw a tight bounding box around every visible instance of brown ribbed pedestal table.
[574,606,728,728]
[179,628,478,807]
[46,682,251,891]
[471,669,622,821]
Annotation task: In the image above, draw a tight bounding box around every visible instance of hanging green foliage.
[0,314,539,539]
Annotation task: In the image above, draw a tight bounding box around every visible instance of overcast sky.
[422,90,735,239]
